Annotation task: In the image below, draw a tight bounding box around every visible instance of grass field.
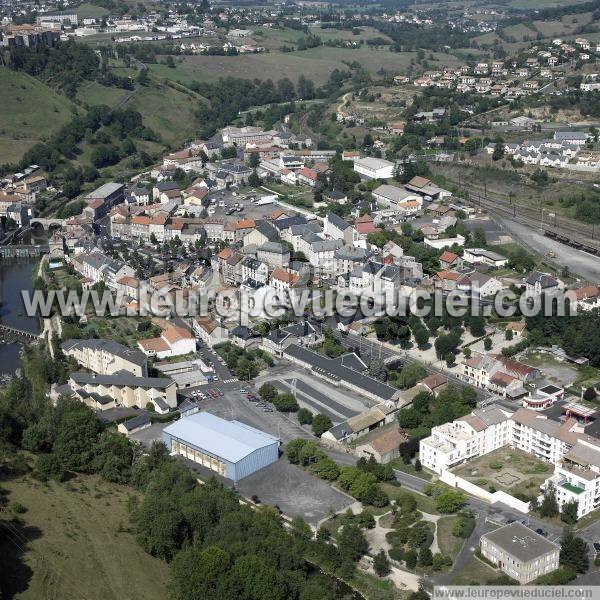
[451,555,498,585]
[436,516,465,558]
[75,2,110,19]
[532,11,595,39]
[0,473,170,600]
[127,81,202,146]
[150,47,463,86]
[0,67,76,164]
[77,81,132,107]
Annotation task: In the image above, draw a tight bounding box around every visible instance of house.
[553,131,588,146]
[461,353,540,397]
[389,121,405,135]
[525,271,559,296]
[138,323,196,359]
[257,241,290,269]
[230,325,262,349]
[418,373,448,396]
[353,157,395,180]
[571,285,600,311]
[263,321,320,356]
[480,524,559,584]
[506,321,526,337]
[462,248,508,268]
[194,317,229,348]
[404,176,451,200]
[297,167,319,187]
[324,190,348,204]
[355,426,408,463]
[324,213,357,245]
[439,250,462,270]
[118,413,152,436]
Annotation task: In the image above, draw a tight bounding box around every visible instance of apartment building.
[68,371,177,413]
[61,339,148,377]
[480,523,559,584]
[420,406,513,473]
[542,437,600,519]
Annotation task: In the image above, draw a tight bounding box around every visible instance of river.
[0,258,40,374]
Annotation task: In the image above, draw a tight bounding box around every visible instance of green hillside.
[0,67,76,164]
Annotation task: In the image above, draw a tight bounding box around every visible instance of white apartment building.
[542,438,600,519]
[420,406,513,473]
[421,401,600,519]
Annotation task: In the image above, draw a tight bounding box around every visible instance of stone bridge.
[29,218,65,231]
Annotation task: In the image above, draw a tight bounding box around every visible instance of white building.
[353,157,395,180]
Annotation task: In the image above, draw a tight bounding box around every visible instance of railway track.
[464,193,600,255]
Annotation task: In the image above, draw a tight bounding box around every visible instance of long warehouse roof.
[163,412,279,464]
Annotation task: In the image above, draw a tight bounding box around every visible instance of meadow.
[0,473,170,600]
[0,68,76,164]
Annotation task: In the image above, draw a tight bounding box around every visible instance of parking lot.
[258,366,375,425]
[129,382,355,525]
[237,459,353,525]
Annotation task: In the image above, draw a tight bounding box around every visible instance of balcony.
[559,480,585,495]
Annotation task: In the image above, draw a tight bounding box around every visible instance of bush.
[271,392,299,413]
[312,413,332,437]
[388,547,404,562]
[489,461,503,470]
[533,567,576,585]
[297,408,313,425]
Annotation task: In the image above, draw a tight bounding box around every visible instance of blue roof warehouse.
[162,412,280,482]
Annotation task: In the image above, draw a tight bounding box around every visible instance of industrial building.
[162,412,279,481]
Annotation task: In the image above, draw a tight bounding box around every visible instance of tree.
[258,383,277,401]
[560,500,579,525]
[560,529,589,573]
[312,414,333,437]
[272,392,299,413]
[297,408,313,425]
[338,524,368,561]
[539,482,559,518]
[492,142,505,161]
[484,337,492,351]
[373,550,391,577]
[136,68,149,86]
[248,169,262,187]
[309,457,340,481]
[404,549,417,569]
[583,387,597,401]
[397,363,427,389]
[248,152,260,168]
[36,453,66,481]
[435,490,466,513]
[165,55,175,68]
[414,458,422,472]
[418,547,433,567]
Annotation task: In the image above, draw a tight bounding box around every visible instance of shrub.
[489,461,503,470]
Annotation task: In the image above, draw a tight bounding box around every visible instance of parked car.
[239,388,247,393]
[593,542,600,553]
[209,389,219,399]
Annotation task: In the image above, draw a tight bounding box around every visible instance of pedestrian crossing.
[223,377,238,384]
